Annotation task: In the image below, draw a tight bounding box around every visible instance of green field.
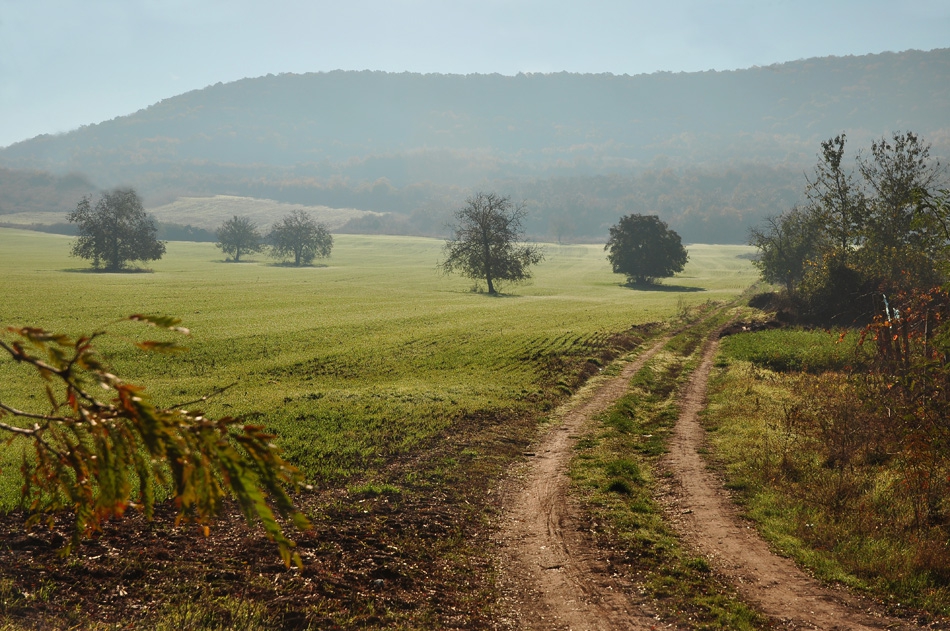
[0,228,757,499]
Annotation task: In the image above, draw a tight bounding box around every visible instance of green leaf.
[128,314,189,334]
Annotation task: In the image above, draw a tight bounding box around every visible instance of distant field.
[0,228,757,504]
[0,195,378,232]
[146,195,379,231]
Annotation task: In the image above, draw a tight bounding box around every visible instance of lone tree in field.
[68,188,166,271]
[0,315,311,567]
[440,192,544,295]
[216,215,264,262]
[269,210,333,266]
[605,214,688,285]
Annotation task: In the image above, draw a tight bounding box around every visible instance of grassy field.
[0,228,756,496]
[0,228,761,628]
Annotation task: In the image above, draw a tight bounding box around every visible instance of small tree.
[269,210,333,266]
[68,188,166,271]
[605,214,688,285]
[857,131,946,291]
[440,192,544,295]
[748,205,825,294]
[216,215,264,262]
[0,315,311,567]
[804,133,865,259]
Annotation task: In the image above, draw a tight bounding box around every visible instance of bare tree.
[440,192,543,295]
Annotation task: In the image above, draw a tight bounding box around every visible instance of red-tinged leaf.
[134,341,188,354]
[21,327,71,347]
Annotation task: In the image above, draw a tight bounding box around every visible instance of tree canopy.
[67,188,166,271]
[751,132,949,323]
[216,215,264,262]
[0,315,311,567]
[604,214,688,285]
[440,192,544,295]
[269,210,333,266]
[748,206,824,294]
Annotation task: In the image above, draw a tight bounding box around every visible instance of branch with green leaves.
[0,315,311,567]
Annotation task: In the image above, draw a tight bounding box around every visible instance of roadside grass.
[0,228,758,628]
[721,327,873,373]
[706,330,950,621]
[571,305,769,629]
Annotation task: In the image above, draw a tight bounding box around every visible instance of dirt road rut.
[497,322,930,630]
[660,333,925,630]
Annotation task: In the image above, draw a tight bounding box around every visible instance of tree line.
[68,186,690,292]
[68,188,334,271]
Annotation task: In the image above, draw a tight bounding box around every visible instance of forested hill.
[1,48,947,244]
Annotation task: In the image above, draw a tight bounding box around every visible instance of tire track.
[495,331,675,630]
[659,330,927,630]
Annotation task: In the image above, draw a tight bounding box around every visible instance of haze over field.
[1,1,947,244]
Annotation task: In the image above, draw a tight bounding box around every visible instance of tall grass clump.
[720,328,872,373]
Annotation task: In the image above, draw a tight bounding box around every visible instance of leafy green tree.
[216,215,264,262]
[804,133,865,259]
[68,188,166,271]
[751,132,948,323]
[269,210,333,266]
[440,192,544,295]
[604,214,688,285]
[857,131,946,291]
[748,206,825,294]
[0,315,311,567]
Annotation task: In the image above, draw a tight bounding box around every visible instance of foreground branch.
[0,315,311,567]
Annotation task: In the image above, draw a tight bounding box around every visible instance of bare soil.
[497,324,936,630]
[494,335,671,630]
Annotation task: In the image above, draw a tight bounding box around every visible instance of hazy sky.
[1,0,947,148]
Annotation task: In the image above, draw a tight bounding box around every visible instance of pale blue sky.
[1,0,947,148]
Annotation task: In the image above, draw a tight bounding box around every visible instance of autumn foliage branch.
[0,315,311,567]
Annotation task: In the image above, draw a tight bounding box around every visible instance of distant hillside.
[1,49,946,243]
[0,168,96,214]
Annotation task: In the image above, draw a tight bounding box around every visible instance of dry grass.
[706,335,950,621]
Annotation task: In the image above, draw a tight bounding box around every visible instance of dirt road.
[660,333,925,631]
[496,322,929,630]
[495,333,670,630]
